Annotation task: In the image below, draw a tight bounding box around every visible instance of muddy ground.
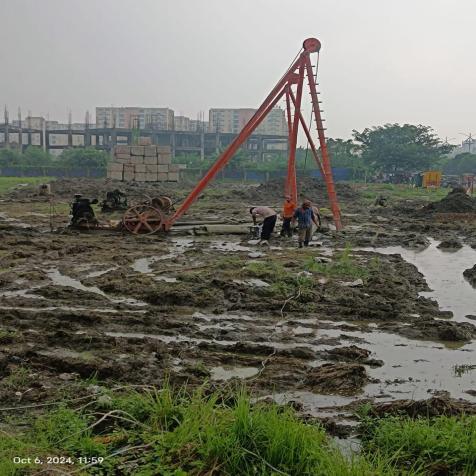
[1,178,475,435]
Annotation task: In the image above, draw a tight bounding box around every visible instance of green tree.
[440,153,476,175]
[352,123,451,173]
[0,148,22,167]
[58,147,110,168]
[0,146,53,167]
[22,146,53,166]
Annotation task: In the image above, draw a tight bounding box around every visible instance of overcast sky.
[1,0,475,143]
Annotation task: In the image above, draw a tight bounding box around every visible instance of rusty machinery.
[74,38,342,235]
[70,194,99,228]
[101,189,128,213]
[70,193,173,234]
[122,195,173,234]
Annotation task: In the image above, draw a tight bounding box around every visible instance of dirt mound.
[463,264,476,287]
[423,188,476,214]
[302,362,369,395]
[370,396,476,418]
[437,238,463,249]
[239,177,359,204]
[326,345,371,362]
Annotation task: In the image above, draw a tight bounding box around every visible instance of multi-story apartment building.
[189,119,208,132]
[174,115,191,132]
[208,107,286,136]
[95,107,174,130]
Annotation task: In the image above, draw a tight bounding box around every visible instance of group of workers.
[250,196,321,248]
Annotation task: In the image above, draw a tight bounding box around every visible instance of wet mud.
[1,179,475,431]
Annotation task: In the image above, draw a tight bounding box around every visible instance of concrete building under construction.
[208,107,287,136]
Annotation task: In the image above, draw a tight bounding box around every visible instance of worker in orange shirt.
[280,195,296,238]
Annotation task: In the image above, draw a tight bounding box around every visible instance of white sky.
[1,0,475,143]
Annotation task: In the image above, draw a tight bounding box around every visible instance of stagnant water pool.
[360,238,476,321]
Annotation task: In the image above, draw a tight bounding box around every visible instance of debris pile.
[369,395,476,418]
[423,187,476,214]
[230,177,359,204]
[107,145,180,182]
[302,363,369,395]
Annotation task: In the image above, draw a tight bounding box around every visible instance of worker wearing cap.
[249,206,277,245]
[293,200,319,248]
[280,195,296,238]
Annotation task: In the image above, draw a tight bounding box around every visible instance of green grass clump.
[146,391,377,476]
[306,246,377,281]
[360,184,448,203]
[0,176,53,195]
[4,384,474,475]
[453,364,476,377]
[243,261,287,280]
[0,386,396,475]
[2,366,31,390]
[360,414,476,475]
[33,406,106,456]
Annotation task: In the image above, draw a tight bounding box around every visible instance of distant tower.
[460,132,475,153]
[18,107,23,152]
[4,106,9,148]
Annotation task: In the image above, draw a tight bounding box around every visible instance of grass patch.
[2,366,31,390]
[0,328,17,344]
[453,364,476,377]
[243,261,287,280]
[306,246,378,281]
[0,176,53,195]
[360,413,476,475]
[0,384,421,475]
[359,183,448,203]
[3,384,475,474]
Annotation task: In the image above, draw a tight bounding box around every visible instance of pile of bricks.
[107,145,180,182]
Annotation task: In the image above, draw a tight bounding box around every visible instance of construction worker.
[250,206,277,246]
[280,195,296,238]
[293,200,319,248]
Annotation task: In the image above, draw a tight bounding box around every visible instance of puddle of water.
[271,391,354,412]
[0,305,146,314]
[360,238,476,321]
[105,331,237,346]
[86,267,117,278]
[232,278,270,288]
[131,256,178,282]
[47,268,147,307]
[0,288,45,300]
[319,325,476,403]
[0,212,31,228]
[210,366,259,381]
[132,257,160,274]
[193,312,255,322]
[155,276,178,283]
[292,326,316,336]
[47,268,107,296]
[211,241,252,252]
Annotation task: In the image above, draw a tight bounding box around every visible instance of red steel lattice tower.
[166,38,343,231]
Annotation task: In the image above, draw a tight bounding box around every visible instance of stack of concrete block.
[107,145,180,182]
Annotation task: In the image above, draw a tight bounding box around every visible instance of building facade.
[208,107,286,136]
[95,107,174,130]
[174,115,191,131]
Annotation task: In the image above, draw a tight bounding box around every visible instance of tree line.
[1,124,475,175]
[0,147,109,169]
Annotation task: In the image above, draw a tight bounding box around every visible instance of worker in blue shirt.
[293,199,320,248]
